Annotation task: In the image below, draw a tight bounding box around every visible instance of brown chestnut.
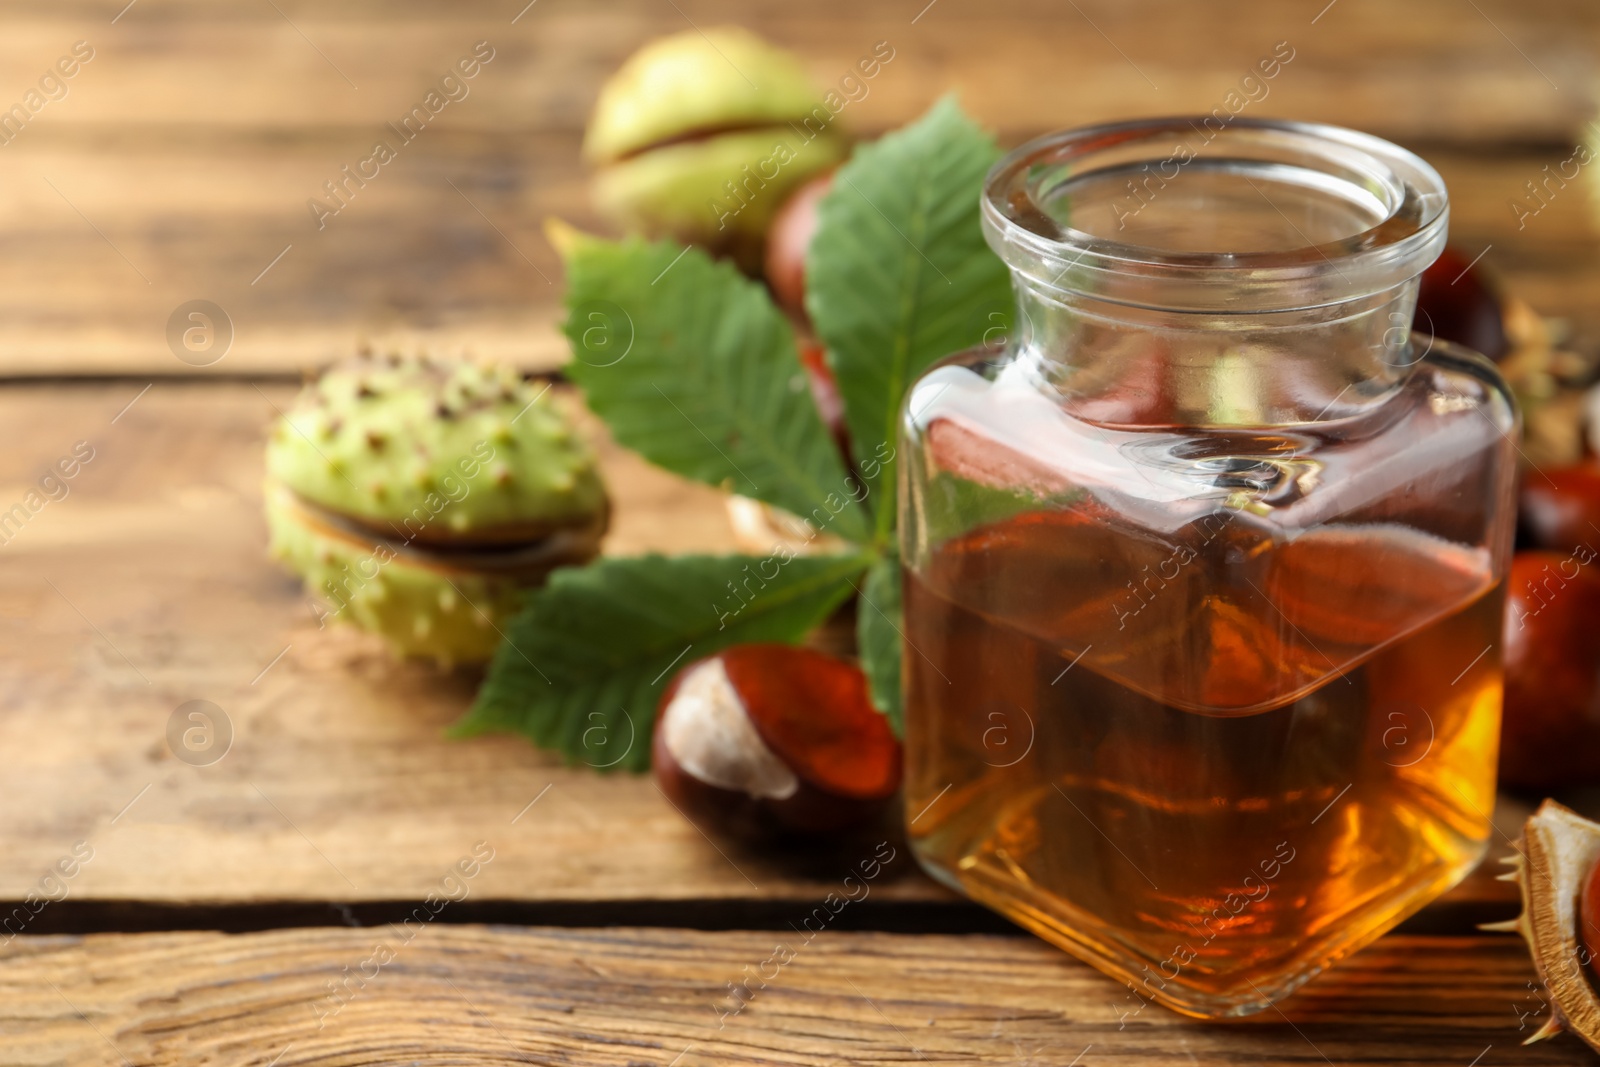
[796,337,850,461]
[764,171,832,324]
[1520,462,1600,553]
[652,643,901,839]
[1584,849,1600,970]
[1499,551,1600,792]
[1416,245,1510,362]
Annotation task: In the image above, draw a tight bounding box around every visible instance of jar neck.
[1006,275,1422,429]
[981,118,1450,429]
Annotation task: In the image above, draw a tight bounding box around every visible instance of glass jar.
[898,118,1517,1019]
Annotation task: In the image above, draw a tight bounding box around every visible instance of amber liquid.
[903,510,1503,1017]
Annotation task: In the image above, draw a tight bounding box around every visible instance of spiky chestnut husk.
[585,28,827,165]
[264,351,609,665]
[266,485,512,666]
[583,28,848,264]
[1417,246,1597,470]
[266,351,607,546]
[1501,296,1590,471]
[1480,800,1600,1052]
[265,483,607,667]
[1494,290,1600,471]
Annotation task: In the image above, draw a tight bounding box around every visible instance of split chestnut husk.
[1483,800,1600,1051]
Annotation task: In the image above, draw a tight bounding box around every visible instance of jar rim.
[981,117,1450,313]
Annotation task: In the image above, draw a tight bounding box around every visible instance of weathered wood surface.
[0,0,1595,375]
[0,380,941,914]
[0,381,1539,925]
[4,0,1594,139]
[1,926,1592,1067]
[0,3,1591,1059]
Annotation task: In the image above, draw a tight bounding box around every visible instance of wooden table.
[1,1,1598,1063]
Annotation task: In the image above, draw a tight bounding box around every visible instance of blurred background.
[0,0,1594,377]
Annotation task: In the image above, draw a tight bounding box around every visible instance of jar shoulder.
[901,340,1517,536]
[897,342,1518,714]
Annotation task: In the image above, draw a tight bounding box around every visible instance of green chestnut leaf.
[474,101,1015,763]
[807,97,1013,542]
[457,552,868,771]
[856,550,905,736]
[562,236,872,546]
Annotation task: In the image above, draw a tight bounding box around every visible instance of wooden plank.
[0,0,1592,141]
[0,131,1594,378]
[0,128,579,375]
[0,0,1596,377]
[0,926,1588,1066]
[0,380,935,909]
[0,381,1543,923]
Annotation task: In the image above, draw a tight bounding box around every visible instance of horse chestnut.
[765,171,832,324]
[1520,463,1600,553]
[583,30,845,267]
[652,643,901,839]
[767,175,853,460]
[1584,851,1600,971]
[1499,552,1600,791]
[796,337,850,461]
[1416,245,1510,362]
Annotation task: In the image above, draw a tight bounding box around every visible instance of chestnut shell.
[764,172,832,324]
[653,644,901,840]
[1519,464,1600,553]
[1416,245,1510,362]
[1499,552,1600,791]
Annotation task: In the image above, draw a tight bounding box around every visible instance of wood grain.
[0,5,1590,1056]
[0,381,1543,925]
[0,1,1594,376]
[0,926,1589,1066]
[0,380,944,913]
[0,135,1593,378]
[1,0,1593,140]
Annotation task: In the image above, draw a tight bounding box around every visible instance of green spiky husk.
[583,27,831,165]
[266,484,523,666]
[593,128,847,251]
[262,352,609,665]
[265,353,606,543]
